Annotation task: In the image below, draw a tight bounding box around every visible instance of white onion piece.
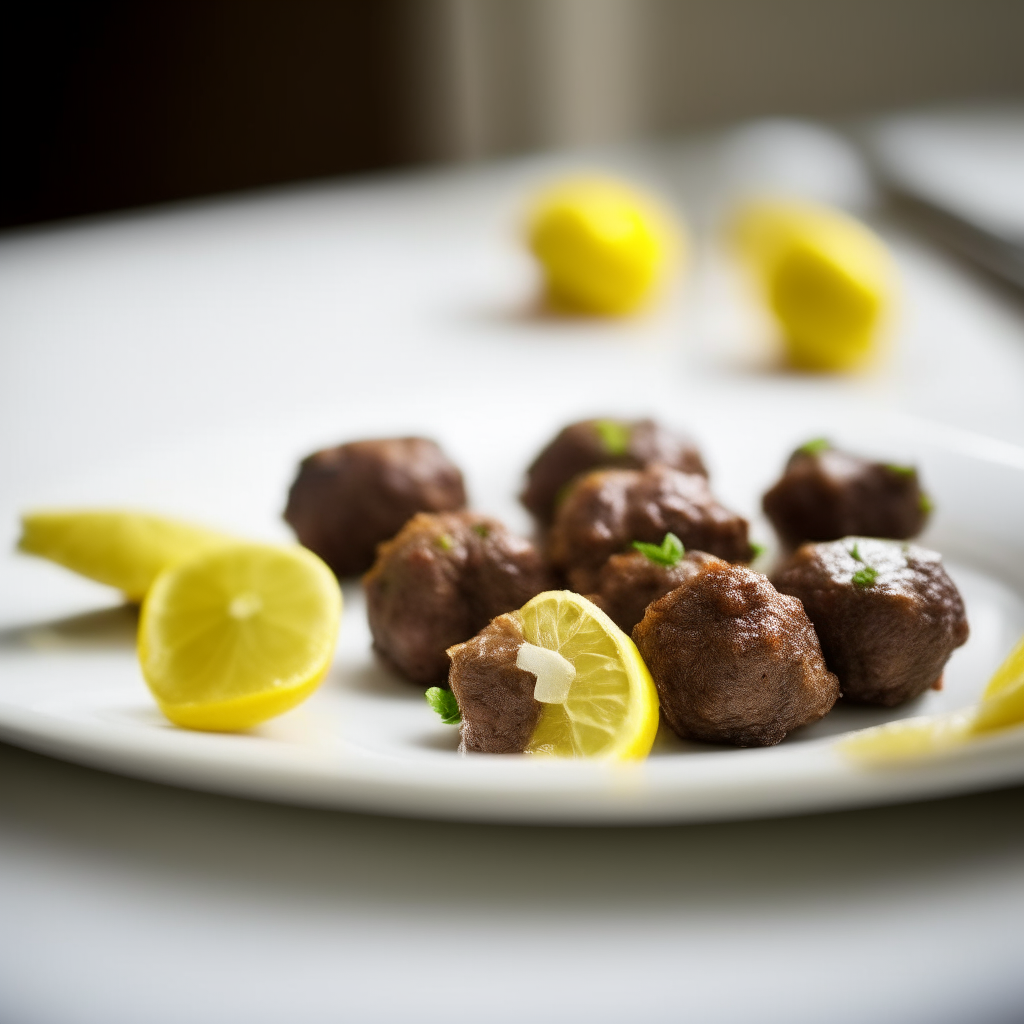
[516,642,576,704]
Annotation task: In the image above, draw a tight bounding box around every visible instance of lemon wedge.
[841,634,1024,763]
[138,543,341,731]
[731,198,894,371]
[528,177,680,316]
[973,635,1024,733]
[518,591,659,759]
[18,510,233,601]
[839,709,975,762]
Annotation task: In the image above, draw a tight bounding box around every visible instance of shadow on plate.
[649,722,733,756]
[458,295,652,333]
[411,728,461,753]
[0,604,138,651]
[333,657,425,701]
[795,691,935,742]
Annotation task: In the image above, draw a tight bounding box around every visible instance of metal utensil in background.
[866,108,1024,292]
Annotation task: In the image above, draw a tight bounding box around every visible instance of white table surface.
[2,132,1024,1023]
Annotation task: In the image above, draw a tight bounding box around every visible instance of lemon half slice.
[519,591,659,760]
[139,543,342,731]
[19,510,233,601]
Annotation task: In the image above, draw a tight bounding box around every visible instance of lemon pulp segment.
[518,590,659,760]
[528,178,680,316]
[731,198,894,371]
[19,510,233,601]
[138,543,342,731]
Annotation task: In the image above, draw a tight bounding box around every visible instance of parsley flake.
[435,533,454,551]
[852,565,879,588]
[553,481,575,509]
[849,542,863,562]
[750,541,767,559]
[797,437,831,456]
[594,419,631,456]
[633,532,685,567]
[919,493,935,515]
[472,523,490,538]
[425,687,461,725]
[886,463,916,478]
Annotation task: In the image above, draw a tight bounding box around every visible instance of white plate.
[2,397,1024,824]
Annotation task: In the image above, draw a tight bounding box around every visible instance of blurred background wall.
[4,0,1023,229]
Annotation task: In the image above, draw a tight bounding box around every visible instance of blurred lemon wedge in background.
[19,510,233,601]
[528,177,680,316]
[842,635,1024,763]
[731,198,894,371]
[519,591,659,759]
[139,543,341,731]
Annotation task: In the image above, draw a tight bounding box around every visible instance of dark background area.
[2,3,419,229]
[4,0,1024,232]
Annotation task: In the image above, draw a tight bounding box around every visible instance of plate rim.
[3,412,1024,825]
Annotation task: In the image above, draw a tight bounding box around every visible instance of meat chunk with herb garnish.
[588,532,716,633]
[363,511,551,685]
[521,417,707,525]
[549,464,753,594]
[633,556,839,747]
[762,438,931,550]
[285,437,466,577]
[446,613,542,754]
[772,537,969,706]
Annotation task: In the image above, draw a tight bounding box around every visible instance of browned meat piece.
[772,537,969,706]
[364,511,551,685]
[447,612,541,754]
[633,557,839,747]
[549,465,753,594]
[521,417,706,525]
[762,441,930,550]
[588,547,716,633]
[284,437,466,576]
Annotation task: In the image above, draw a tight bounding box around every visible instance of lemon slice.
[138,543,342,731]
[528,177,680,316]
[518,591,659,760]
[19,510,233,601]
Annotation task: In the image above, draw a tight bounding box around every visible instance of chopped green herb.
[885,463,916,478]
[554,481,575,509]
[633,532,685,567]
[594,419,631,456]
[797,437,831,456]
[435,533,454,551]
[425,687,461,725]
[848,542,863,562]
[919,493,935,515]
[852,565,879,588]
[472,523,490,538]
[750,541,767,559]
